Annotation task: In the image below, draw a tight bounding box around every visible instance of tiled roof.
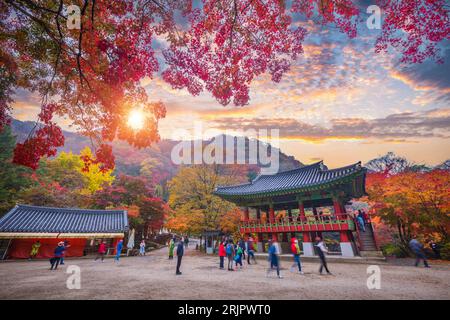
[215,161,364,197]
[0,205,128,233]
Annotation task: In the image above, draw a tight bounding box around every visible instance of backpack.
[226,244,232,255]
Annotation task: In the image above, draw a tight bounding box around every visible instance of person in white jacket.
[315,236,332,275]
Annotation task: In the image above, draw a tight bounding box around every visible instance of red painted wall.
[7,238,87,259]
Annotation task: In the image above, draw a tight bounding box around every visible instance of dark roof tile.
[215,161,364,197]
[0,205,128,233]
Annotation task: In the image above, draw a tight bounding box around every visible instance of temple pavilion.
[215,161,371,257]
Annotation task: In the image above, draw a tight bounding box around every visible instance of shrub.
[440,243,450,260]
[381,243,408,258]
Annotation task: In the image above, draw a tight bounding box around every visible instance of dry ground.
[0,246,449,300]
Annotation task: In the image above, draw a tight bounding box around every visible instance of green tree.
[0,126,32,215]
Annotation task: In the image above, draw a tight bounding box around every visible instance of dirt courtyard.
[0,246,449,300]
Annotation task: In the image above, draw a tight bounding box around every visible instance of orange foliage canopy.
[366,169,450,245]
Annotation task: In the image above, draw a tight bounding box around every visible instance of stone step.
[359,250,385,258]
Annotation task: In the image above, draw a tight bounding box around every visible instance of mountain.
[10,119,303,182]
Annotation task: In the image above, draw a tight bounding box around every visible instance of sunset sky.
[11,4,450,168]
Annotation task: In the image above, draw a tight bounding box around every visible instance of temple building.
[215,161,374,257]
[0,205,128,259]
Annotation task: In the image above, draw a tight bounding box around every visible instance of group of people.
[218,237,257,271]
[168,236,186,275]
[49,241,70,270]
[216,235,332,278]
[355,210,369,232]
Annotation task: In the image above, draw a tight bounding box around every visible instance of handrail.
[366,214,379,251]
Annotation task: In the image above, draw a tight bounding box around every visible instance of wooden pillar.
[340,230,350,242]
[298,201,305,221]
[303,232,311,242]
[333,198,342,215]
[256,208,261,220]
[243,207,249,221]
[269,204,275,223]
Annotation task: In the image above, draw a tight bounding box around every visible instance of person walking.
[238,238,246,261]
[266,239,282,278]
[29,240,41,260]
[168,237,175,259]
[218,241,226,269]
[59,240,70,265]
[247,237,257,265]
[184,236,189,249]
[429,240,441,259]
[176,237,184,275]
[95,241,107,262]
[357,211,366,232]
[115,239,123,262]
[139,240,146,256]
[50,242,65,270]
[290,237,304,274]
[409,237,430,268]
[226,240,235,271]
[315,236,332,275]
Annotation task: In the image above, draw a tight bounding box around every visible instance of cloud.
[208,108,450,142]
[390,46,450,103]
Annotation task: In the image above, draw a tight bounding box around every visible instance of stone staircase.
[358,224,385,259]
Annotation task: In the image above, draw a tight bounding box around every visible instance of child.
[234,245,243,270]
[139,240,146,256]
[115,239,123,262]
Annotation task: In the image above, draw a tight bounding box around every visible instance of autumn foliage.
[366,169,450,251]
[1,0,449,171]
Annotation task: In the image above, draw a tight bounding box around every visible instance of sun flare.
[127,109,145,130]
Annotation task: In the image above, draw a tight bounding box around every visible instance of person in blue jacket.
[115,239,123,262]
[50,242,66,270]
[266,239,283,278]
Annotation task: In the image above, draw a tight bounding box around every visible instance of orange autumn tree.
[166,164,247,237]
[367,169,450,252]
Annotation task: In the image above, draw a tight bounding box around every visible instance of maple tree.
[1,0,449,171]
[366,169,450,252]
[93,174,168,237]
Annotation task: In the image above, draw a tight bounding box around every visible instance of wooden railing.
[241,214,355,230]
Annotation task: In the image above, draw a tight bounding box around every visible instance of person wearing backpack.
[290,237,304,274]
[234,245,244,270]
[226,240,235,271]
[247,237,257,265]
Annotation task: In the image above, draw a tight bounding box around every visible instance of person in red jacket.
[95,241,107,262]
[218,240,226,269]
[290,237,304,274]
